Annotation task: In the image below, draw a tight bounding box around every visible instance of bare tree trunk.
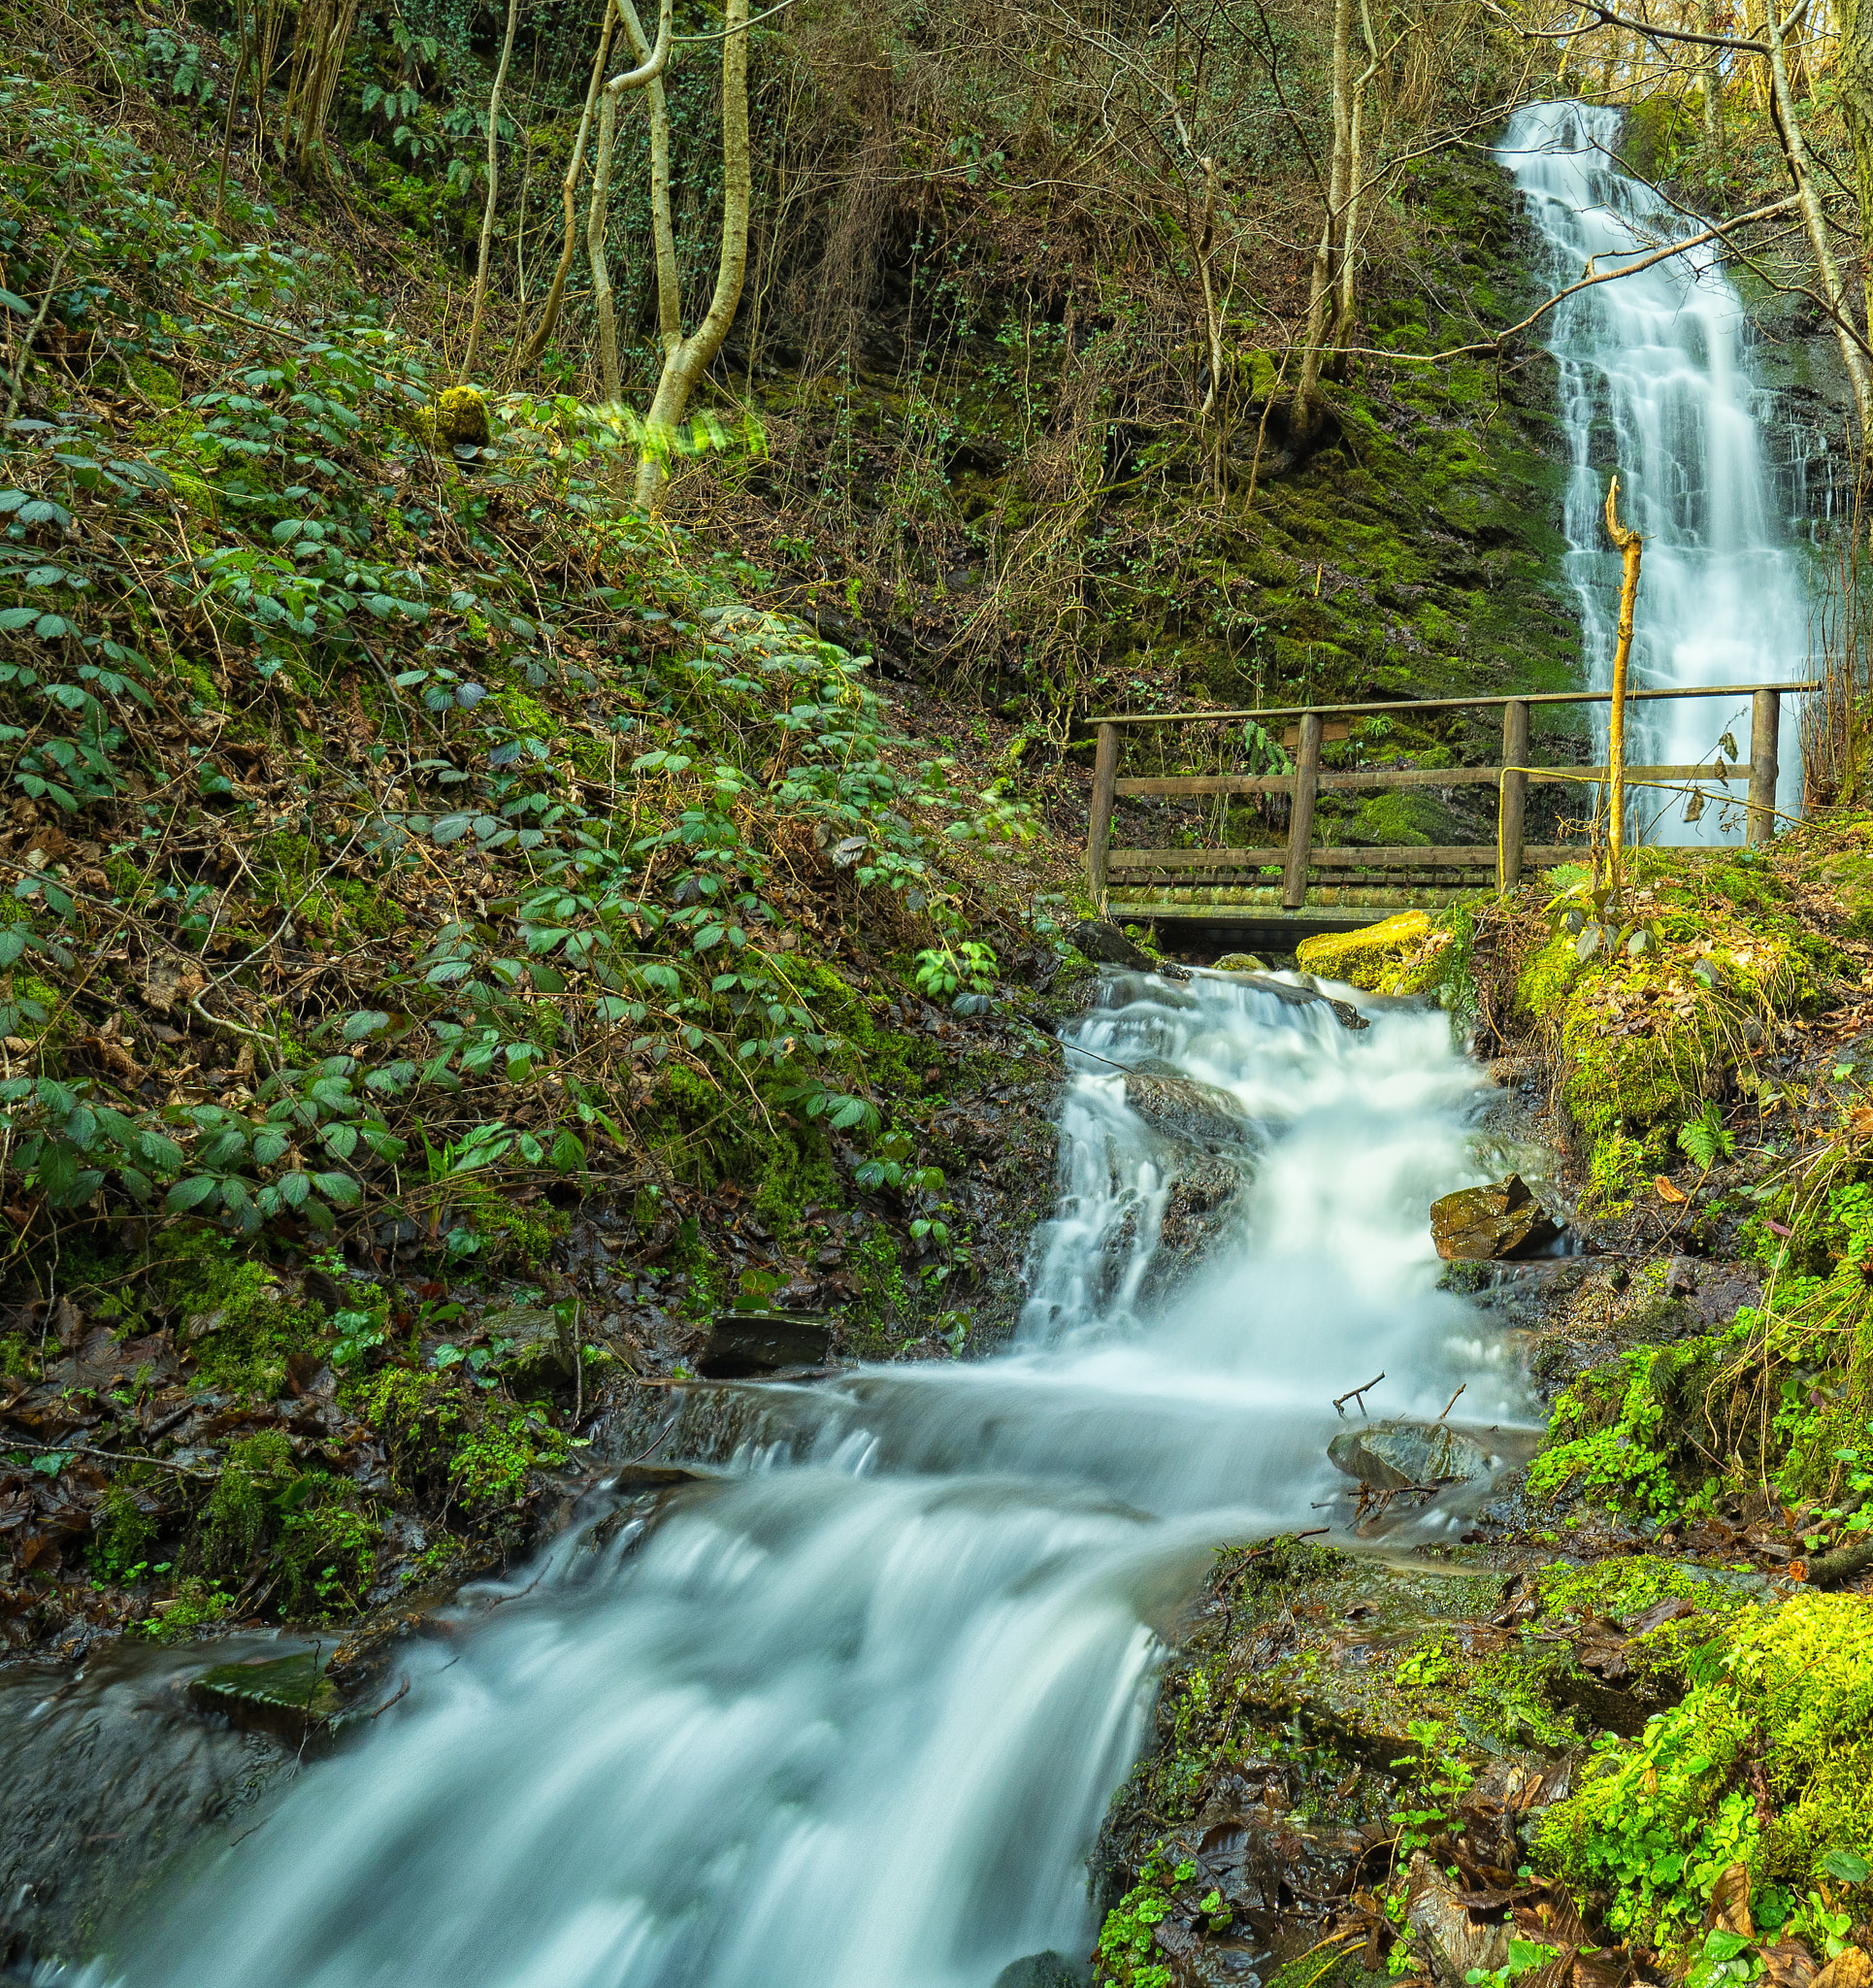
[587,84,622,404]
[1295,0,1351,436]
[1195,156,1222,420]
[633,0,749,510]
[1764,2,1873,441]
[461,0,521,383]
[1840,0,1873,255]
[280,0,360,185]
[619,0,681,358]
[581,0,673,407]
[1331,0,1380,353]
[518,0,614,376]
[1695,0,1721,142]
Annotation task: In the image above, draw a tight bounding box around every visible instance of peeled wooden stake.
[1603,475,1643,896]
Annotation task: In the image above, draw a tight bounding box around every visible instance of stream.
[1498,101,1815,834]
[38,973,1530,1988]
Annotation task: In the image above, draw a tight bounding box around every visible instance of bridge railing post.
[1284,711,1323,909]
[1499,698,1529,889]
[1087,721,1120,900]
[1747,688,1780,845]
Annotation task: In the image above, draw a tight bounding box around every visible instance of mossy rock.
[1297,910,1432,989]
[417,385,492,451]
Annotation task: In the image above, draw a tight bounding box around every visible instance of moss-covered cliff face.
[723,141,1582,769]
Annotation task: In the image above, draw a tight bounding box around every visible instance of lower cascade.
[45,974,1532,1988]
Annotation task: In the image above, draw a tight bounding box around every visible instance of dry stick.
[1333,1370,1384,1417]
[3,1436,217,1477]
[4,248,67,427]
[1603,474,1643,902]
[460,0,521,384]
[1435,1381,1465,1423]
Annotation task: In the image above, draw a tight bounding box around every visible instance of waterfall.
[1496,100,1814,837]
[48,981,1533,1988]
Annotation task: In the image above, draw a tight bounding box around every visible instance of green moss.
[90,1483,158,1578]
[1295,910,1431,990]
[152,1234,330,1400]
[202,1429,294,1571]
[138,1574,233,1641]
[1537,1592,1873,1954]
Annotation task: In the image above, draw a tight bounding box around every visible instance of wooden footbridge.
[1084,680,1814,952]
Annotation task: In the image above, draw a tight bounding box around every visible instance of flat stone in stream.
[187,1648,343,1744]
[1327,1418,1495,1492]
[1429,1173,1560,1261]
[696,1312,831,1378]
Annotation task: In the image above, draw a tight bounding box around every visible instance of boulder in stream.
[1123,1072,1256,1152]
[992,1953,1093,1988]
[696,1312,831,1378]
[1327,1418,1495,1492]
[1429,1173,1560,1261]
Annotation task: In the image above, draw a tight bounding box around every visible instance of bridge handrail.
[1084,679,1822,728]
[1085,679,1814,909]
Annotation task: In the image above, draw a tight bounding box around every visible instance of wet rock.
[1137,1160,1248,1308]
[696,1312,831,1378]
[1124,1073,1256,1152]
[1213,952,1269,972]
[1405,1849,1512,1988]
[1328,1419,1496,1492]
[992,1953,1094,1988]
[1073,919,1155,969]
[482,1303,576,1375]
[186,1647,342,1745]
[1429,1174,1561,1261]
[0,1640,299,1966]
[1199,969,1369,1031]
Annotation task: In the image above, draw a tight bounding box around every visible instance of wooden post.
[1748,687,1781,845]
[1603,475,1643,895]
[1499,698,1528,890]
[1087,721,1120,899]
[1284,711,1323,909]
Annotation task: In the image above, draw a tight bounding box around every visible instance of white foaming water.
[1497,100,1813,836]
[71,975,1529,1988]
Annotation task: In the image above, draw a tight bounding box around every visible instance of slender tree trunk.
[1295,0,1351,435]
[461,0,521,383]
[633,0,749,509]
[518,0,614,376]
[619,0,681,358]
[1331,0,1380,354]
[1764,2,1873,441]
[1839,0,1873,256]
[582,0,673,410]
[1195,156,1222,420]
[215,0,253,222]
[586,84,622,404]
[1695,0,1721,143]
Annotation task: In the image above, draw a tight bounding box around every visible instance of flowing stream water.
[1496,100,1815,835]
[52,974,1533,1988]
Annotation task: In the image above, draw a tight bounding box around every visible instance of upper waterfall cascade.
[39,976,1531,1988]
[1497,100,1816,836]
